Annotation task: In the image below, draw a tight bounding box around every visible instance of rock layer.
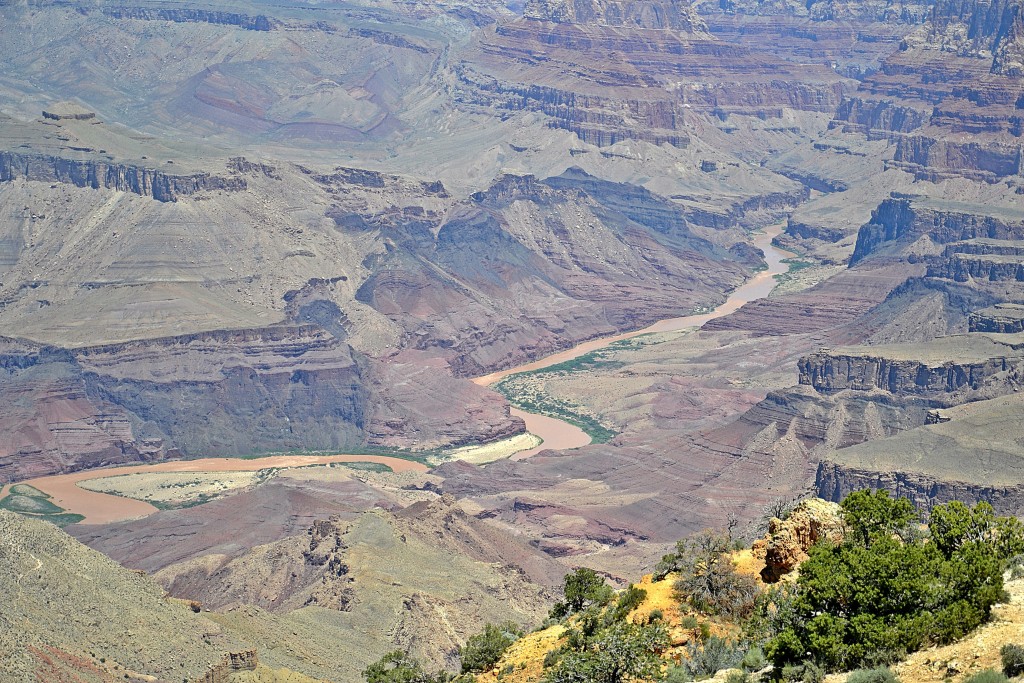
[833,0,1024,182]
[0,151,245,202]
[0,325,521,483]
[457,1,847,147]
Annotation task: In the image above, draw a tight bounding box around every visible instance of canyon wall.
[0,152,245,202]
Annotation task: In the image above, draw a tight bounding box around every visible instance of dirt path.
[473,225,793,458]
[0,454,428,525]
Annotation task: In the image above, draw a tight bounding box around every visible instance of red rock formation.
[0,325,523,483]
[833,0,1024,182]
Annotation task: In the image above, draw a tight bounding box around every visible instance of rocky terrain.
[70,469,563,677]
[0,102,762,481]
[0,507,253,682]
[452,0,861,162]
[2,0,1024,676]
[831,0,1024,184]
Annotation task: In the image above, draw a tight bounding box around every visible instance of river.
[0,454,429,525]
[473,224,794,459]
[1,226,791,523]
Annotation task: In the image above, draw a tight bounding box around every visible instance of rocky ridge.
[77,490,561,677]
[0,325,521,483]
[0,150,246,202]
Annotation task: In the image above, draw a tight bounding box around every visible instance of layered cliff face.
[832,0,1024,183]
[972,303,1024,332]
[798,334,1024,403]
[0,151,245,202]
[816,392,1024,514]
[693,0,930,80]
[0,326,522,483]
[850,196,1024,264]
[98,6,276,31]
[456,0,848,147]
[926,0,1024,68]
[524,0,708,29]
[785,193,1024,512]
[677,199,1024,521]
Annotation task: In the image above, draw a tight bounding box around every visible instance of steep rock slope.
[358,169,753,376]
[0,509,245,681]
[0,327,520,483]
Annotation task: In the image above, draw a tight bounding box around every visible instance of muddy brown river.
[474,224,794,458]
[2,227,791,523]
[0,454,428,524]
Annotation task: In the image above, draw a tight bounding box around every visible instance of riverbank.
[0,454,429,525]
[474,225,794,458]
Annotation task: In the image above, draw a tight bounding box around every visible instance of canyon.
[1,0,1023,678]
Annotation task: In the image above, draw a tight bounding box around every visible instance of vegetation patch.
[0,485,83,527]
[766,491,1024,673]
[492,333,693,446]
[78,470,276,509]
[0,493,65,515]
[495,372,618,444]
[231,446,437,464]
[359,490,1024,683]
[9,483,51,497]
[439,432,543,465]
[331,461,393,473]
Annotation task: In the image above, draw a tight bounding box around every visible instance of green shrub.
[726,671,749,683]
[666,665,694,683]
[655,552,681,581]
[544,622,668,683]
[741,646,766,672]
[965,670,1010,683]
[766,492,1024,673]
[459,622,523,674]
[673,530,759,618]
[363,650,444,683]
[550,568,614,619]
[1002,644,1024,677]
[685,636,744,679]
[780,662,824,683]
[846,667,899,683]
[606,585,647,623]
[542,648,562,669]
[648,608,665,623]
